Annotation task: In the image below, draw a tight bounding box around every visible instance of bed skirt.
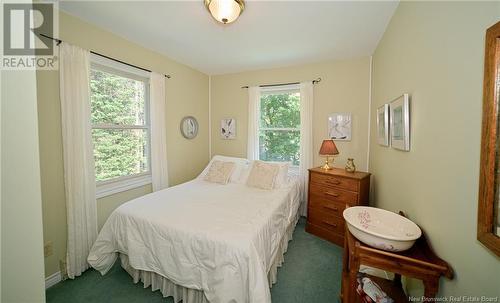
[119,211,300,303]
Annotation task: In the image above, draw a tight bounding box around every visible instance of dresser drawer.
[310,172,359,192]
[309,194,347,216]
[309,183,359,205]
[308,208,345,234]
[305,223,344,247]
[307,168,370,246]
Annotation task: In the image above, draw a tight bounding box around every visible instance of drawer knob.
[322,221,337,228]
[323,205,339,211]
[325,191,340,197]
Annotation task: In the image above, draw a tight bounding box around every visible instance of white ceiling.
[59,1,398,75]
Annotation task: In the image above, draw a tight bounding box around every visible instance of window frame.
[258,84,301,168]
[89,55,152,198]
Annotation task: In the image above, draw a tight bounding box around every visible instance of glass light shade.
[205,0,244,24]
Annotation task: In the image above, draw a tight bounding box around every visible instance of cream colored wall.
[370,1,500,296]
[211,58,371,170]
[37,11,209,278]
[2,70,46,301]
[97,185,152,230]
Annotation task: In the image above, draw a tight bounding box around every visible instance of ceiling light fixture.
[204,0,245,24]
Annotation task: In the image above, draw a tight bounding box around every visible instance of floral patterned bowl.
[343,206,422,252]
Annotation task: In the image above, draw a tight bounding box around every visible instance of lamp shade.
[205,0,245,24]
[319,139,339,155]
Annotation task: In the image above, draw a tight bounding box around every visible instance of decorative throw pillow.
[239,161,290,188]
[246,160,280,190]
[265,161,290,188]
[198,155,249,183]
[204,160,236,185]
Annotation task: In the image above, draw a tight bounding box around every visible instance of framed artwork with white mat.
[389,94,410,151]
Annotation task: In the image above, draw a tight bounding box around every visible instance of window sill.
[96,174,152,199]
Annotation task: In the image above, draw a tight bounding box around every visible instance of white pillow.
[246,160,280,190]
[265,161,290,188]
[204,160,236,185]
[239,160,290,188]
[236,162,251,184]
[199,155,249,183]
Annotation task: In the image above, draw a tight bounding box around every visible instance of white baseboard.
[45,271,62,289]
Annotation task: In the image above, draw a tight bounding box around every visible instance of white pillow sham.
[204,160,236,185]
[200,156,291,188]
[246,160,280,190]
[265,161,290,188]
[199,155,249,183]
[239,160,290,188]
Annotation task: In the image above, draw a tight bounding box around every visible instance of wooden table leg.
[348,252,360,303]
[393,273,402,289]
[341,226,350,303]
[423,278,439,299]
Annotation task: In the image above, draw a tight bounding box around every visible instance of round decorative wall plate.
[180,116,199,139]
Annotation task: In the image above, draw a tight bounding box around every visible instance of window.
[90,56,151,197]
[258,86,301,166]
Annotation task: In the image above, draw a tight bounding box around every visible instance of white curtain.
[150,72,169,191]
[59,43,98,279]
[299,82,314,216]
[247,86,260,160]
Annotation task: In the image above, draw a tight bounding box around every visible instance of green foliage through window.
[259,91,301,166]
[90,68,149,182]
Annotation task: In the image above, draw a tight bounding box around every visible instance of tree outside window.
[90,67,150,182]
[259,90,300,166]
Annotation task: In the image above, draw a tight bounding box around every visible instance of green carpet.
[46,218,343,303]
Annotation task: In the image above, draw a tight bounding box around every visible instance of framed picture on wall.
[390,94,410,151]
[328,113,352,141]
[221,118,236,139]
[377,104,390,146]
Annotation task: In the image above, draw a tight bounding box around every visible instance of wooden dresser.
[306,167,370,247]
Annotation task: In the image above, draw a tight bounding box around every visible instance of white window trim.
[260,84,300,93]
[96,173,152,199]
[90,55,153,198]
[260,127,300,132]
[91,53,150,79]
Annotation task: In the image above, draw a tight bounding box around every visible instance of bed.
[87,157,301,303]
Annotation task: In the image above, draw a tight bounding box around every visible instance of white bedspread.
[88,178,300,303]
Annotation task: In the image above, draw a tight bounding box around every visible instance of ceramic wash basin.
[343,206,422,252]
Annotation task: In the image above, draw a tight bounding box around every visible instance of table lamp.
[319,139,339,170]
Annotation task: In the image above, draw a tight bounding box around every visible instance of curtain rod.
[39,33,171,79]
[241,77,321,89]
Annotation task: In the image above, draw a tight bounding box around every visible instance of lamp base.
[321,157,333,170]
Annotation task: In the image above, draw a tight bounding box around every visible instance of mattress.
[87,177,301,303]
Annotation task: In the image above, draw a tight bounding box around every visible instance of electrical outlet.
[44,241,53,257]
